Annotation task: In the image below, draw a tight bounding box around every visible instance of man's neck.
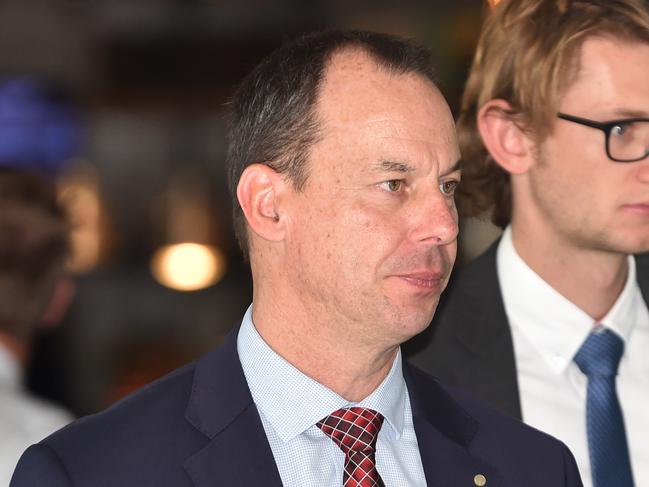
[510,223,629,321]
[251,293,398,402]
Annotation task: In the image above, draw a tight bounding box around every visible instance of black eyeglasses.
[557,112,649,163]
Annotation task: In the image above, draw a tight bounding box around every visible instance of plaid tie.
[317,407,385,487]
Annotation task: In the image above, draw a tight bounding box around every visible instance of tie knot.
[317,407,384,455]
[574,329,625,377]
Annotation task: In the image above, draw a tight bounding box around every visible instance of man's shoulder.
[406,365,582,485]
[10,327,271,487]
[48,359,201,450]
[42,324,245,454]
[12,358,208,486]
[438,377,556,447]
[407,364,550,444]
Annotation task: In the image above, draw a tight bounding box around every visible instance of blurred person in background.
[11,30,582,486]
[408,1,649,486]
[0,79,78,485]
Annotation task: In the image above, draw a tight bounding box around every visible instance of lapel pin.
[474,473,487,486]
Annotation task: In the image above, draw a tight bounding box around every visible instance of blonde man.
[409,1,649,486]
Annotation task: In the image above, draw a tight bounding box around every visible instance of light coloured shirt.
[497,227,649,487]
[0,343,73,487]
[237,305,427,487]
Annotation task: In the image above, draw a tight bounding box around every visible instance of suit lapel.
[183,326,283,487]
[635,254,649,305]
[449,241,522,419]
[404,364,503,487]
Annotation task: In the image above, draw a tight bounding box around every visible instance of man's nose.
[637,156,649,183]
[408,189,459,246]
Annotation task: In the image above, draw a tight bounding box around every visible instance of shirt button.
[474,473,487,486]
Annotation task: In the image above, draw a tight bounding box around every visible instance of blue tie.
[574,329,634,487]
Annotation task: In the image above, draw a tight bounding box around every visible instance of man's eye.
[440,180,459,196]
[381,180,403,192]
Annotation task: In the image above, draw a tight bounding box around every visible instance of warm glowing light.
[487,0,503,7]
[151,243,226,291]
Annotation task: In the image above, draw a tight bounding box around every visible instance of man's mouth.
[621,202,649,215]
[393,271,446,290]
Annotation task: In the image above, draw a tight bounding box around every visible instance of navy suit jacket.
[12,322,583,486]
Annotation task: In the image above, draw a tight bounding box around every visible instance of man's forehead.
[317,49,386,112]
[568,36,649,85]
[358,119,459,154]
[324,47,385,75]
[316,49,444,123]
[321,48,434,90]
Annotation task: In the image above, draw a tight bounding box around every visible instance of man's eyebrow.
[612,109,649,119]
[440,159,463,177]
[372,160,415,173]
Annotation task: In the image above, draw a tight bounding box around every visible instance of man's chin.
[390,302,439,343]
[595,235,649,256]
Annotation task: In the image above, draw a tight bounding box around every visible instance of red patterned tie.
[317,407,385,487]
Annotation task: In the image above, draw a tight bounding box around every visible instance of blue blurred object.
[0,78,81,175]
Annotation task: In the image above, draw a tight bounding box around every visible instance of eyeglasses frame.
[557,112,649,163]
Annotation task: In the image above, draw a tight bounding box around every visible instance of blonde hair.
[458,0,649,227]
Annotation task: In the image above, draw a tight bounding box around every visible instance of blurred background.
[1,0,498,417]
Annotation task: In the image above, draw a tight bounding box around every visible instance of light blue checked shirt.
[237,305,427,487]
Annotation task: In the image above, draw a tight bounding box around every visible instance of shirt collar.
[497,227,639,374]
[600,256,640,343]
[237,305,406,443]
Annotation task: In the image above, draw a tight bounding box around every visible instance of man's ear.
[236,163,287,243]
[477,99,534,174]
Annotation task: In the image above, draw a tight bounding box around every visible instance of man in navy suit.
[11,30,582,486]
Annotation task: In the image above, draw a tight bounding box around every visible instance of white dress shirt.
[237,305,427,487]
[0,344,73,487]
[497,227,649,487]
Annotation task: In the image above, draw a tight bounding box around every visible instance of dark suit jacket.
[407,241,649,419]
[11,321,583,486]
